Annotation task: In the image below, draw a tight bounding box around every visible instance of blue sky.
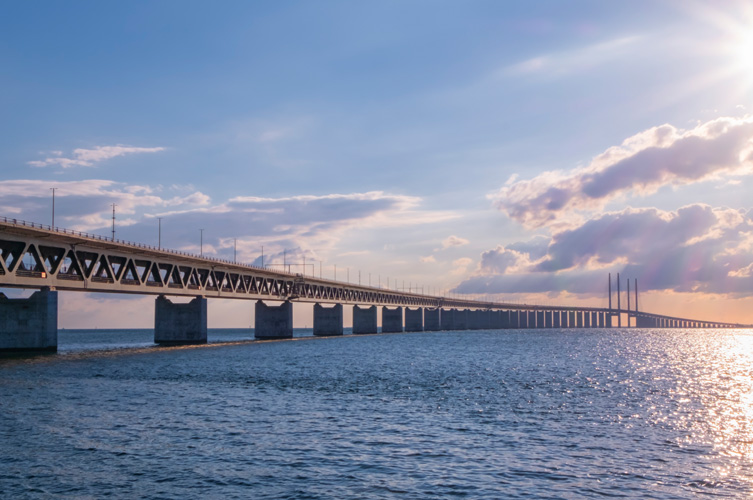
[2,1,753,326]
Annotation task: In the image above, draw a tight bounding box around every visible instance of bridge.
[0,217,746,352]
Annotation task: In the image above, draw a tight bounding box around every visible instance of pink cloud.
[492,117,753,228]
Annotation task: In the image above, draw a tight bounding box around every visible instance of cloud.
[28,145,165,168]
[419,255,436,263]
[441,235,469,249]
[492,116,753,228]
[0,180,451,268]
[455,204,753,297]
[501,36,643,79]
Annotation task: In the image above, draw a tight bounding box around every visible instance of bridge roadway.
[0,217,746,351]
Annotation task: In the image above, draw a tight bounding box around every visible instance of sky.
[2,0,753,327]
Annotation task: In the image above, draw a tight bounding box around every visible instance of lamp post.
[111,203,117,241]
[50,187,57,229]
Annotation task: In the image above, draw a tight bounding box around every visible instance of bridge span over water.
[0,217,746,352]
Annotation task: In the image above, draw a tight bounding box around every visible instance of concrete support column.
[501,310,511,329]
[536,311,544,328]
[576,312,584,328]
[353,305,378,334]
[591,311,598,328]
[0,289,58,352]
[468,310,481,330]
[313,303,343,336]
[457,309,469,330]
[154,295,207,345]
[440,308,455,330]
[424,308,440,331]
[519,311,529,328]
[545,311,553,328]
[255,300,293,339]
[405,307,423,332]
[510,310,520,328]
[568,311,576,328]
[584,312,591,328]
[382,306,403,333]
[553,311,561,328]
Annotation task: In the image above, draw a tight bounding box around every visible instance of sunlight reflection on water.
[2,327,753,498]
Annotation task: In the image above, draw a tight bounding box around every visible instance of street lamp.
[111,203,117,241]
[50,187,57,228]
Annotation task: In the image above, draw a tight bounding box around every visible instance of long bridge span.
[0,217,747,351]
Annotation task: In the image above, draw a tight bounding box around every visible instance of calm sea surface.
[2,327,753,499]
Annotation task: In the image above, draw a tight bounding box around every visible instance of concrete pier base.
[0,289,58,352]
[255,300,293,339]
[424,308,440,331]
[154,295,208,345]
[405,307,423,332]
[382,306,403,333]
[353,305,378,334]
[501,310,511,329]
[457,309,469,330]
[440,308,455,330]
[313,303,343,336]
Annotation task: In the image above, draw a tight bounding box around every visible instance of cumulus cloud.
[456,204,753,297]
[492,116,753,228]
[441,235,469,248]
[28,145,165,168]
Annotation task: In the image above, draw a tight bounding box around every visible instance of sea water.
[2,328,752,499]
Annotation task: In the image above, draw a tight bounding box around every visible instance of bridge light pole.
[50,187,57,229]
[111,203,117,241]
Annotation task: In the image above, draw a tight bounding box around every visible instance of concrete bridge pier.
[536,311,544,328]
[501,310,511,329]
[440,308,455,330]
[545,311,553,328]
[255,300,293,339]
[313,303,343,336]
[468,310,481,330]
[382,306,403,333]
[0,288,58,352]
[353,305,378,334]
[553,311,561,328]
[154,295,207,345]
[457,309,469,330]
[405,307,423,332]
[424,308,440,331]
[509,310,520,328]
[519,311,529,328]
[568,311,576,328]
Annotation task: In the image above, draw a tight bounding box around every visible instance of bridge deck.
[0,218,745,327]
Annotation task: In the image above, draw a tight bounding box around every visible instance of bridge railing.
[0,216,436,292]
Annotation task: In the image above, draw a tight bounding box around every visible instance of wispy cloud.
[491,116,753,229]
[500,35,643,79]
[28,145,165,168]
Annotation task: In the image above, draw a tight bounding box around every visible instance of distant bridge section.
[0,217,747,352]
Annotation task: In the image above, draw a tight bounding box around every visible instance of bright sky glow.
[2,0,753,327]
